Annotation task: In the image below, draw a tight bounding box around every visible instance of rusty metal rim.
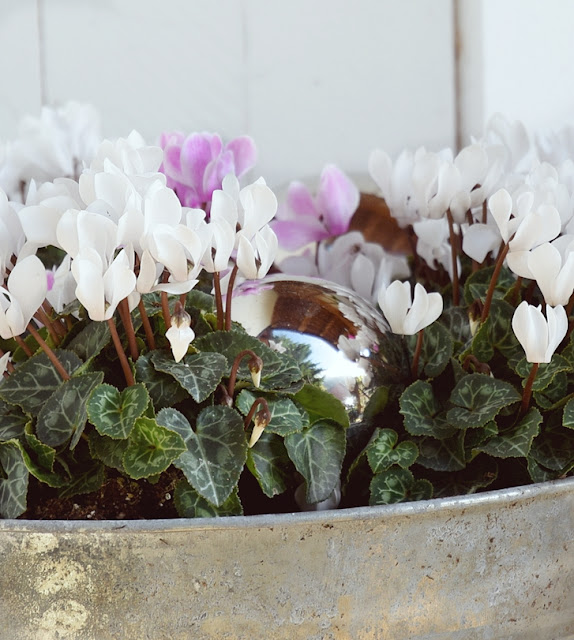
[1,475,572,534]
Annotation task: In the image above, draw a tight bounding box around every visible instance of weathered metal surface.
[0,477,573,640]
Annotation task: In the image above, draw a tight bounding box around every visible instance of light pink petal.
[180,133,217,192]
[203,151,234,199]
[272,219,327,251]
[285,181,318,218]
[225,136,257,177]
[316,165,359,235]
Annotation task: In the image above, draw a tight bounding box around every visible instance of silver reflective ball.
[231,275,407,425]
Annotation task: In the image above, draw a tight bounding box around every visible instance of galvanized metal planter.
[1,477,573,640]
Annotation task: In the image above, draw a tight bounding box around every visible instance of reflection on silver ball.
[231,275,407,425]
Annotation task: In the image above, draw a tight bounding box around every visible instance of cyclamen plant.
[0,105,573,520]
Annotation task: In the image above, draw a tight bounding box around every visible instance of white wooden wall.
[2,0,574,189]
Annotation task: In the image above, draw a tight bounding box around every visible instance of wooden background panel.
[41,0,246,142]
[0,0,42,139]
[35,0,455,188]
[243,0,456,188]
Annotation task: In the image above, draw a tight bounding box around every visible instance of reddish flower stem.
[228,349,263,397]
[161,291,171,329]
[243,397,271,430]
[107,318,135,386]
[138,299,156,351]
[520,362,539,417]
[446,208,460,307]
[14,335,33,357]
[26,323,70,381]
[480,242,510,323]
[119,298,139,361]
[411,330,424,380]
[225,264,240,331]
[34,307,61,346]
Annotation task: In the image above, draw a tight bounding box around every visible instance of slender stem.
[119,298,139,361]
[213,272,224,330]
[161,291,171,329]
[34,307,60,346]
[42,301,67,338]
[411,330,424,380]
[509,275,523,306]
[480,242,510,323]
[224,264,240,331]
[446,208,460,307]
[243,397,271,430]
[138,299,156,351]
[567,289,574,318]
[107,318,135,386]
[228,349,263,397]
[520,362,539,417]
[26,323,70,381]
[14,335,33,357]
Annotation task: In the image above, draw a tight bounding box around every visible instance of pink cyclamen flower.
[159,131,257,210]
[272,165,360,251]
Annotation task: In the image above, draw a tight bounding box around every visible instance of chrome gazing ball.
[231,275,407,425]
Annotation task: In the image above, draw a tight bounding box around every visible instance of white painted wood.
[243,0,456,189]
[0,0,42,140]
[458,0,574,141]
[41,1,246,141]
[4,1,456,189]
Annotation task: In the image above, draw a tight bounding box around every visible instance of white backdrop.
[2,0,574,189]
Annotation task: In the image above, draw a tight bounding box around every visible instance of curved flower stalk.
[0,255,47,339]
[272,165,359,251]
[159,131,256,210]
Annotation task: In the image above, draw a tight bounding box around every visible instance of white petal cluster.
[377,281,443,335]
[512,302,567,364]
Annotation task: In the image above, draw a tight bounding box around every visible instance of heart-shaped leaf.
[36,372,104,448]
[134,352,189,410]
[476,407,542,459]
[87,383,149,439]
[247,431,292,498]
[0,440,29,518]
[151,351,227,403]
[366,429,418,473]
[399,380,455,438]
[123,416,186,479]
[173,478,243,517]
[0,350,82,414]
[447,373,520,429]
[284,420,346,504]
[157,406,247,506]
[369,467,415,505]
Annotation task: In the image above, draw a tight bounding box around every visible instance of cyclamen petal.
[378,280,443,335]
[315,165,360,235]
[512,301,567,363]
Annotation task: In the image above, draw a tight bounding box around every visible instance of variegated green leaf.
[36,372,104,448]
[87,383,149,439]
[0,440,29,518]
[157,406,247,507]
[0,399,29,442]
[284,420,346,504]
[447,373,520,429]
[134,351,189,410]
[366,428,418,473]
[369,467,415,505]
[151,351,227,403]
[123,417,186,480]
[247,431,291,498]
[174,478,243,517]
[399,380,455,438]
[0,350,82,414]
[476,407,542,458]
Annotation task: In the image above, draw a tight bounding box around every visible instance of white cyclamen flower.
[71,247,136,321]
[166,303,195,363]
[236,225,278,280]
[526,239,574,306]
[0,255,47,339]
[378,281,443,335]
[512,301,567,364]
